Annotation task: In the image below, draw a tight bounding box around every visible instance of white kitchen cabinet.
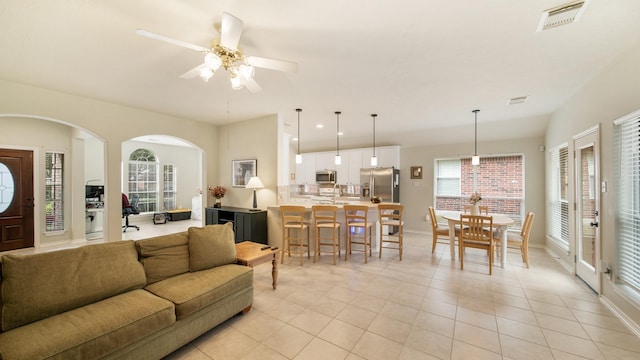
[347,150,364,184]
[295,153,317,184]
[376,146,400,168]
[315,151,336,171]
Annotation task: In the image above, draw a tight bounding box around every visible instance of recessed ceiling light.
[292,137,299,142]
[508,96,528,105]
[338,132,344,136]
[316,124,324,128]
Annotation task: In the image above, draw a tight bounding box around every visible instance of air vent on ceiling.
[536,0,589,32]
[508,96,528,105]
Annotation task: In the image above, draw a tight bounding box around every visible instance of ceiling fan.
[136,12,298,93]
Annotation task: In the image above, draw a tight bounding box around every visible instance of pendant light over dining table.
[334,111,342,165]
[370,114,378,166]
[295,108,302,164]
[472,109,480,166]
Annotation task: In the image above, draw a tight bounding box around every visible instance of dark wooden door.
[0,149,34,251]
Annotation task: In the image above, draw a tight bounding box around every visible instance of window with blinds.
[45,152,64,232]
[614,111,640,293]
[128,148,159,213]
[163,164,177,210]
[549,144,569,249]
[436,159,461,196]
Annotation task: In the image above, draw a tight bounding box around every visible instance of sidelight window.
[45,152,64,232]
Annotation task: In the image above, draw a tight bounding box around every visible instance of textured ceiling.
[2,0,640,150]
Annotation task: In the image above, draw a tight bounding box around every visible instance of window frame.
[548,143,570,251]
[44,151,64,233]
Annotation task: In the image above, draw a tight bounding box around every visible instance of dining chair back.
[501,211,535,268]
[378,203,404,260]
[312,205,341,264]
[280,205,310,265]
[428,206,453,253]
[464,205,489,214]
[343,205,374,263]
[459,214,494,275]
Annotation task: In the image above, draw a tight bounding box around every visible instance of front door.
[0,149,34,251]
[574,128,600,292]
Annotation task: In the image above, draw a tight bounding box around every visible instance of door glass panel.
[580,146,596,268]
[0,162,15,213]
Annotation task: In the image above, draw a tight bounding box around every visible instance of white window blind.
[549,144,569,248]
[163,164,177,210]
[615,112,640,292]
[436,159,461,196]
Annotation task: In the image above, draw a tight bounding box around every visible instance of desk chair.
[122,193,140,232]
[312,205,341,264]
[343,205,374,263]
[459,214,494,275]
[378,203,404,260]
[280,205,310,265]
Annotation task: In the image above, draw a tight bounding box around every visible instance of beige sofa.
[0,223,253,360]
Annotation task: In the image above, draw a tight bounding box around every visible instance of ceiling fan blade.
[136,28,207,53]
[220,12,243,50]
[246,56,298,73]
[241,77,262,93]
[179,63,207,80]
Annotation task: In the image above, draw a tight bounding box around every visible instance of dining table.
[440,211,514,268]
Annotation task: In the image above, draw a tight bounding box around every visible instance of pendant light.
[472,109,480,166]
[334,111,342,165]
[370,113,378,166]
[295,108,302,164]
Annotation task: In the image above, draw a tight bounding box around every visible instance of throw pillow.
[188,223,236,271]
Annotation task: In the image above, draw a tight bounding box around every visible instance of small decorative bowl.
[371,196,381,204]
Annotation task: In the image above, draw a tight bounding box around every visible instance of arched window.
[127,149,158,213]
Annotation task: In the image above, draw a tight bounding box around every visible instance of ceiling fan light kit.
[136,12,297,93]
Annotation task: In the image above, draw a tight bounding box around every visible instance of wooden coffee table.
[235,241,280,289]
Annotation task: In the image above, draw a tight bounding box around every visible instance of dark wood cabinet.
[205,207,267,245]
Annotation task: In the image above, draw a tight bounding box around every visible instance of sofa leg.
[242,305,252,314]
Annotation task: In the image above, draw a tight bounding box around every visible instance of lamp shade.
[246,176,264,189]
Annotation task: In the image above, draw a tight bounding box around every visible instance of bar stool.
[378,203,404,260]
[343,205,374,263]
[311,205,341,264]
[280,205,310,265]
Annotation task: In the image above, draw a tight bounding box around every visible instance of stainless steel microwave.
[315,170,336,184]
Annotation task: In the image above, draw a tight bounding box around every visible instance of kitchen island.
[266,201,383,262]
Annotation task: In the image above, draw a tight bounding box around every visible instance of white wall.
[0,79,218,243]
[400,136,546,244]
[545,41,640,329]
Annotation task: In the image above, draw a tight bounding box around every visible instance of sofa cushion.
[0,289,175,360]
[0,241,146,331]
[145,264,252,320]
[136,232,190,284]
[188,223,237,271]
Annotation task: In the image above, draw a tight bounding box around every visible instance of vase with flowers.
[209,185,227,208]
[469,192,482,215]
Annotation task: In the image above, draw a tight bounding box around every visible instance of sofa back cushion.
[0,241,146,331]
[188,223,237,272]
[136,231,190,284]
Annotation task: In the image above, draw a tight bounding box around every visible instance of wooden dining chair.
[459,214,494,275]
[428,206,454,253]
[280,205,310,266]
[343,205,374,263]
[312,205,341,265]
[464,205,489,214]
[496,211,535,268]
[378,203,404,260]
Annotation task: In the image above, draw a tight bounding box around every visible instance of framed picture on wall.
[410,166,423,179]
[232,159,257,187]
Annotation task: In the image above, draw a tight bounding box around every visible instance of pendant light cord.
[372,114,377,156]
[473,109,479,156]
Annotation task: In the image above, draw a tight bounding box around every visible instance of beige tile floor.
[127,218,640,360]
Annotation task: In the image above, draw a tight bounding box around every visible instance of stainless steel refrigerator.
[360,167,400,203]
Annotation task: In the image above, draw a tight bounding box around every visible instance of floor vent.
[536,0,589,32]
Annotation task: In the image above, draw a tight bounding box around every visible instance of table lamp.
[245,176,264,210]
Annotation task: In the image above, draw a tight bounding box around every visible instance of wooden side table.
[235,241,280,289]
